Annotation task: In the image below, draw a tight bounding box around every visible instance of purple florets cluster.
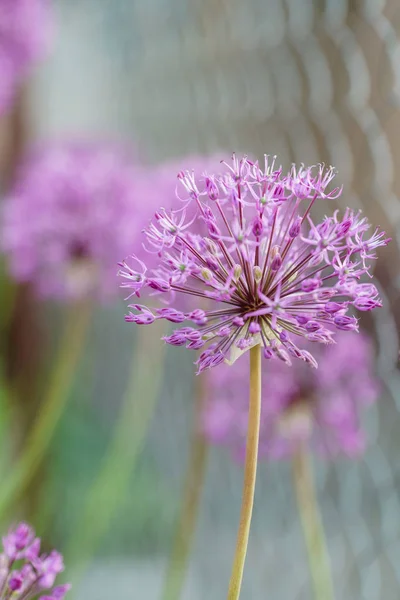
[0,523,70,600]
[1,141,144,301]
[204,332,380,459]
[0,0,52,113]
[119,155,389,372]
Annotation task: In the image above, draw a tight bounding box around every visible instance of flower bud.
[234,264,242,281]
[288,216,302,238]
[271,246,282,272]
[301,278,320,293]
[249,321,261,334]
[324,302,342,314]
[333,315,358,331]
[205,238,218,255]
[201,268,213,281]
[353,297,381,311]
[305,321,321,332]
[233,316,245,327]
[336,219,352,237]
[253,265,263,283]
[252,216,264,237]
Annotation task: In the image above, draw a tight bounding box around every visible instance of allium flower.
[0,0,52,113]
[119,155,389,372]
[203,332,380,459]
[0,522,70,600]
[1,141,145,300]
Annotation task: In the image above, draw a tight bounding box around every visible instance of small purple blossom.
[203,332,380,459]
[0,523,70,600]
[0,0,52,113]
[2,523,36,561]
[119,155,389,372]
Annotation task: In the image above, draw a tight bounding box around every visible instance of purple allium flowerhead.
[0,0,52,114]
[0,522,70,599]
[118,155,389,372]
[203,332,380,459]
[1,140,148,301]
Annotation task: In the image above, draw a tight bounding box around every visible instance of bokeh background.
[1,0,400,598]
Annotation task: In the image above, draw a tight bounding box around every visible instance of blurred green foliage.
[39,373,174,560]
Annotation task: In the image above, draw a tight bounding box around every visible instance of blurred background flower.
[204,332,380,459]
[0,0,52,115]
[1,140,142,300]
[0,1,400,599]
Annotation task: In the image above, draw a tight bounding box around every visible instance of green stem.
[65,322,167,584]
[0,300,91,517]
[162,372,209,600]
[227,344,261,600]
[292,445,335,600]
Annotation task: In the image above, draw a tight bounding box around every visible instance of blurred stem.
[0,269,18,346]
[227,344,261,600]
[0,300,91,517]
[292,445,335,600]
[1,85,28,188]
[65,321,167,584]
[162,372,209,600]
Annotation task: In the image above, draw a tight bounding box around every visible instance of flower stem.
[292,445,335,600]
[227,344,261,600]
[162,372,209,600]
[0,300,91,516]
[65,322,167,584]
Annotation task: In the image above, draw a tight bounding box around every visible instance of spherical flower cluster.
[203,332,380,459]
[0,522,70,600]
[0,0,52,113]
[1,141,146,301]
[119,155,389,372]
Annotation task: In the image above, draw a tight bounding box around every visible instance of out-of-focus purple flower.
[118,154,389,372]
[1,141,147,301]
[2,148,224,303]
[204,332,380,459]
[2,523,36,561]
[0,0,52,113]
[0,523,70,599]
